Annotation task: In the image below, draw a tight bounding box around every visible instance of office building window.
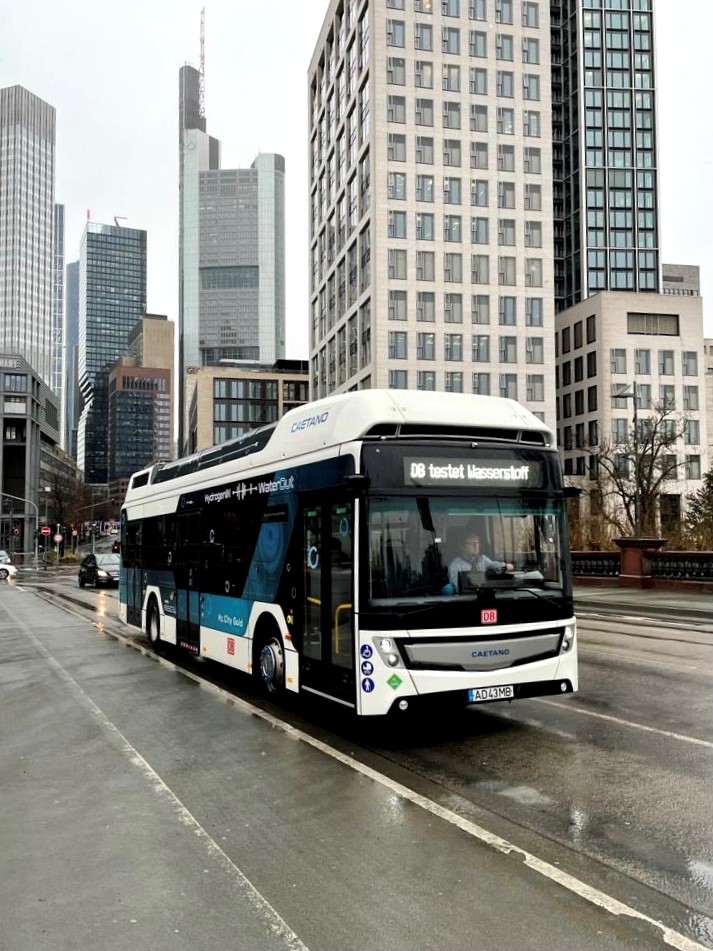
[525,297,543,326]
[445,371,464,392]
[417,370,437,390]
[472,294,490,324]
[416,136,435,164]
[388,290,408,320]
[417,332,436,360]
[526,374,544,401]
[445,333,464,360]
[388,331,408,359]
[500,373,518,399]
[473,371,491,395]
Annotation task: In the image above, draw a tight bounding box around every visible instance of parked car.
[0,563,17,581]
[0,550,11,564]
[78,553,120,588]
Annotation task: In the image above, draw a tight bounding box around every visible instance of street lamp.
[619,383,642,537]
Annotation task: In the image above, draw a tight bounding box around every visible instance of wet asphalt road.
[2,573,712,950]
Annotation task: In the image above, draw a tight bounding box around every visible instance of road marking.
[20,588,711,951]
[535,698,713,751]
[2,598,310,951]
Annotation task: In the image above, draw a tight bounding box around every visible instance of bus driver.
[447,526,514,589]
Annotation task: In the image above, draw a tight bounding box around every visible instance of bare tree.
[684,468,713,550]
[590,402,689,537]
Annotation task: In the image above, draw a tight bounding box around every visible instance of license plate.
[468,685,514,703]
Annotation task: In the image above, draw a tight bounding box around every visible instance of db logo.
[481,609,498,625]
[227,638,236,656]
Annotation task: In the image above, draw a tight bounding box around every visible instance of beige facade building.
[556,290,708,534]
[186,360,309,453]
[704,338,713,471]
[308,0,555,427]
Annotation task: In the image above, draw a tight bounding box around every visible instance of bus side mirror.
[344,473,371,494]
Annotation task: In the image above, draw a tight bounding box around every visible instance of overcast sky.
[1,0,711,357]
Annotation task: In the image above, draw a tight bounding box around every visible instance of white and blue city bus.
[119,390,577,715]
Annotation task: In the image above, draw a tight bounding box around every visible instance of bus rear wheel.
[146,601,161,650]
[257,633,285,696]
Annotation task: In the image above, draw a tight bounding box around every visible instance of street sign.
[53,533,63,544]
[71,529,78,537]
[40,526,51,536]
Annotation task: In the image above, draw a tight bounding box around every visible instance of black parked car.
[78,553,121,588]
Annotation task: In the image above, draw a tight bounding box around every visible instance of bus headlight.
[372,637,404,668]
[561,626,575,653]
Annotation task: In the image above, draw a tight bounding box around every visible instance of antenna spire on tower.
[199,7,206,120]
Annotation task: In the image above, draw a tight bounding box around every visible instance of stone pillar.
[614,537,667,588]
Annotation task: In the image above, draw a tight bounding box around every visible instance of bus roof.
[125,389,552,500]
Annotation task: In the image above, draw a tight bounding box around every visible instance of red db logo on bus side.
[481,609,498,625]
[227,638,235,656]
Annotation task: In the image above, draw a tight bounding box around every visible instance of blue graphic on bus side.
[361,677,375,693]
[361,661,374,676]
[360,644,373,659]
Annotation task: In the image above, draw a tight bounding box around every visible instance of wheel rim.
[0,569,7,580]
[259,637,284,694]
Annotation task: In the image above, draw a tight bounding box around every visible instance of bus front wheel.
[257,632,285,696]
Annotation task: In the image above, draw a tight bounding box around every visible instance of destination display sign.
[403,456,543,488]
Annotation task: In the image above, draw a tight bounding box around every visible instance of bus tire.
[255,627,285,696]
[146,599,161,650]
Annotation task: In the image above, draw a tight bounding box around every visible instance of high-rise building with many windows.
[52,203,66,442]
[0,86,55,385]
[551,0,659,311]
[308,0,555,426]
[178,64,286,450]
[64,261,80,458]
[77,223,147,483]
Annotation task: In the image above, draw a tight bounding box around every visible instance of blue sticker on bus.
[361,677,375,693]
[361,661,374,676]
[360,644,373,659]
[200,594,251,636]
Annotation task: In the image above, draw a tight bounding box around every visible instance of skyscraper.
[551,0,659,311]
[178,61,286,450]
[0,86,55,384]
[78,223,147,483]
[64,261,80,457]
[308,0,555,426]
[52,203,66,440]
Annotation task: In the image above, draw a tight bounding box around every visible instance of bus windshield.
[366,496,566,605]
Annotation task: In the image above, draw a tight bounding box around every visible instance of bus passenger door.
[301,498,355,707]
[176,511,201,654]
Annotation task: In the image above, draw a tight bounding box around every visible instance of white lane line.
[23,590,711,951]
[3,599,309,951]
[535,698,713,751]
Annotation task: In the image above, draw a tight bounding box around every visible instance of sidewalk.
[574,584,712,620]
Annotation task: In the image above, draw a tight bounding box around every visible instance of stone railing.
[572,540,713,590]
[647,551,713,583]
[570,551,620,578]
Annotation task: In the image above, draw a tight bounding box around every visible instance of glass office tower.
[0,86,55,385]
[77,223,147,483]
[551,0,659,311]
